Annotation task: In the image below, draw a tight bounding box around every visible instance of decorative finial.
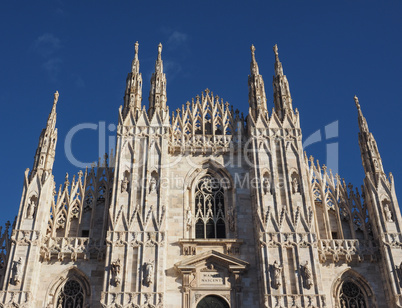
[273,44,279,57]
[54,91,59,104]
[354,95,360,109]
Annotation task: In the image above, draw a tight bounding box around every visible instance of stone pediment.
[174,250,249,273]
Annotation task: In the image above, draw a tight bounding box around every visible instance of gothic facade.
[0,42,401,308]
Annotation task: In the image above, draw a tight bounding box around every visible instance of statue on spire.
[158,43,162,60]
[54,91,59,104]
[135,41,139,58]
[354,95,360,109]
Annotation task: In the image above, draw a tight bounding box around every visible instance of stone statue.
[271,260,282,289]
[384,203,393,222]
[300,261,313,289]
[263,177,271,195]
[110,259,121,286]
[149,178,157,194]
[144,260,154,286]
[292,177,299,194]
[396,262,402,287]
[185,207,192,230]
[12,257,23,285]
[26,198,37,219]
[121,178,129,193]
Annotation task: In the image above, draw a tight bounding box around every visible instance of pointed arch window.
[56,279,85,308]
[195,175,226,239]
[339,281,368,308]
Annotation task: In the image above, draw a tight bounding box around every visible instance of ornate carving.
[318,239,378,263]
[40,237,105,261]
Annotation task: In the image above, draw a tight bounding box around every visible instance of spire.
[355,95,369,133]
[273,44,284,76]
[122,41,143,119]
[148,43,167,118]
[47,90,58,130]
[31,91,59,181]
[248,45,267,120]
[355,96,385,181]
[272,44,293,121]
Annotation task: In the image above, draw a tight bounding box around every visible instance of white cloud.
[33,33,61,58]
[167,31,188,49]
[43,58,62,82]
[164,60,182,80]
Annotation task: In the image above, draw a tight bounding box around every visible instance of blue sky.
[1,1,402,228]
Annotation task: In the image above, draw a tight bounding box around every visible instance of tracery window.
[195,175,226,239]
[56,279,85,308]
[339,281,367,308]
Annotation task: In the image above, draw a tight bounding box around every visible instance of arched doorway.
[197,295,230,308]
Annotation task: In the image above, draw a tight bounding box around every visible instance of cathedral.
[0,42,401,308]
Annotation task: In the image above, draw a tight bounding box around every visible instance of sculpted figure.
[144,260,154,286]
[300,261,313,289]
[12,257,23,285]
[263,177,271,195]
[271,260,282,289]
[384,203,393,222]
[111,259,121,286]
[27,198,37,219]
[292,177,299,194]
[186,207,192,230]
[396,262,402,287]
[149,178,157,194]
[121,178,129,193]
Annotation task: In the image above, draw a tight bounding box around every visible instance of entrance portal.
[196,295,230,308]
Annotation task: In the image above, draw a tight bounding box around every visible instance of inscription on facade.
[200,272,224,285]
